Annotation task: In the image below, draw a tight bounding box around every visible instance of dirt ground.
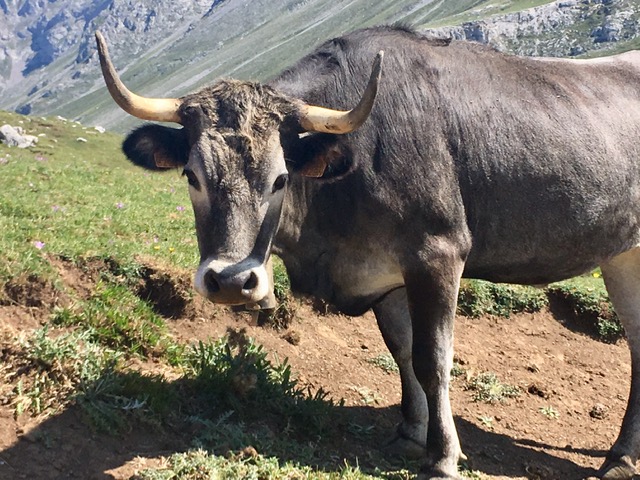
[0,267,637,480]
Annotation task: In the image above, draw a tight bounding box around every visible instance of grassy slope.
[0,110,195,281]
[2,0,564,132]
[409,0,553,27]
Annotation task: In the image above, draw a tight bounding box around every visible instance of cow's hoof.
[383,432,426,459]
[416,467,462,480]
[416,459,463,480]
[597,456,636,480]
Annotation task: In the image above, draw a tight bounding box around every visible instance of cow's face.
[121,84,295,307]
[95,32,382,308]
[185,122,288,308]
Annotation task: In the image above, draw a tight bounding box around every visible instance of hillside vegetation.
[4,0,640,132]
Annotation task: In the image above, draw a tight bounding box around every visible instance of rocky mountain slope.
[1,0,640,131]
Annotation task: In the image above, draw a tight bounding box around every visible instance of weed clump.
[367,353,399,374]
[3,326,123,420]
[180,331,338,439]
[465,372,521,404]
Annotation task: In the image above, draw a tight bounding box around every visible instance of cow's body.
[272,33,640,303]
[97,26,640,479]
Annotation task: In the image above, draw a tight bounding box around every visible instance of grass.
[420,0,555,28]
[51,282,171,357]
[464,372,521,404]
[547,275,623,342]
[8,326,123,420]
[367,353,400,374]
[457,280,548,318]
[135,449,413,480]
[0,111,196,282]
[458,276,624,343]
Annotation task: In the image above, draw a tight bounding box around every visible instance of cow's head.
[95,32,382,309]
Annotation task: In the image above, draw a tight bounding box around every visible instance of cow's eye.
[272,174,288,193]
[182,169,200,189]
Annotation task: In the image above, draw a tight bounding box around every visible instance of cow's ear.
[123,124,189,170]
[284,133,355,180]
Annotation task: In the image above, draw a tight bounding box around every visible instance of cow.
[95,26,640,479]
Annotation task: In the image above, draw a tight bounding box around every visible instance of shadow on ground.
[0,368,603,480]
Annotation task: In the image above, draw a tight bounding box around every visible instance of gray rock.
[0,124,38,148]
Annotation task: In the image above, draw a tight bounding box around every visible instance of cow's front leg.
[373,287,428,458]
[404,247,466,480]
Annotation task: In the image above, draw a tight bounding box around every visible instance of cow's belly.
[464,221,640,285]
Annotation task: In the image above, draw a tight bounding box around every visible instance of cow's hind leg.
[599,247,640,480]
[373,287,428,458]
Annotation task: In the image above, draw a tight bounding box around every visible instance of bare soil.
[0,258,637,480]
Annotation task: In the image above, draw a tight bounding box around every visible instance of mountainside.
[1,0,640,131]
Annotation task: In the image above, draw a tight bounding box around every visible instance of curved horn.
[95,31,181,123]
[299,50,384,134]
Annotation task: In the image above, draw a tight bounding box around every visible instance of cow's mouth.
[194,256,276,308]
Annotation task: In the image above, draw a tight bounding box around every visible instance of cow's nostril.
[204,270,220,293]
[243,271,258,291]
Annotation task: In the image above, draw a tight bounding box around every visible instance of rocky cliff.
[430,0,640,57]
[1,0,639,131]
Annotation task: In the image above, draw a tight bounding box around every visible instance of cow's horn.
[95,31,181,123]
[299,51,383,134]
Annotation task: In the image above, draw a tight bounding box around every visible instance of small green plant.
[540,406,560,419]
[478,415,494,429]
[367,353,399,374]
[350,386,383,406]
[465,372,520,404]
[451,360,466,379]
[459,463,485,480]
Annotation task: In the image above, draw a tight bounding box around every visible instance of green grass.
[51,282,172,357]
[419,0,555,28]
[547,275,622,342]
[457,280,548,318]
[457,276,624,343]
[135,449,413,480]
[0,111,196,282]
[464,372,521,404]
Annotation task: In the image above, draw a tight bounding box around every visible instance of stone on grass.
[0,124,38,148]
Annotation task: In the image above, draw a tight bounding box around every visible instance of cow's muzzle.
[194,257,276,308]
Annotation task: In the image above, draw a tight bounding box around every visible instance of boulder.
[0,124,38,148]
